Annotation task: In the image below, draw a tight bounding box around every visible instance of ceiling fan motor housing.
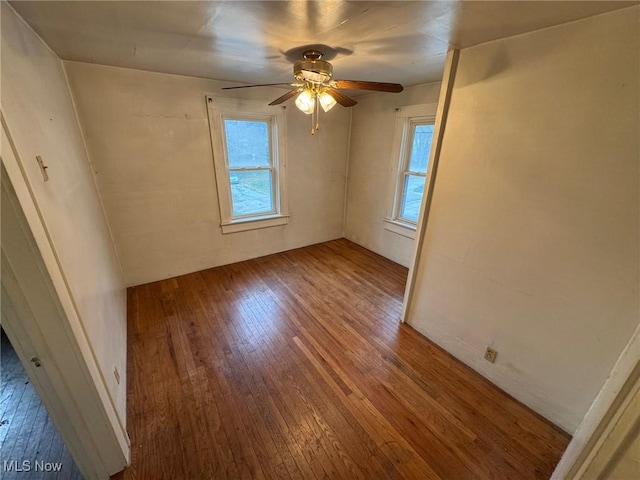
[294,59,333,84]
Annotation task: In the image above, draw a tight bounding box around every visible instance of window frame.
[206,96,288,234]
[222,116,277,219]
[384,104,437,239]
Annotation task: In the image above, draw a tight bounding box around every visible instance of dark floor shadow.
[0,328,84,480]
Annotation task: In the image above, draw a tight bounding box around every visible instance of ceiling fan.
[221,49,404,134]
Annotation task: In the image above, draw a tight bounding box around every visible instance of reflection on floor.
[0,329,83,479]
[116,239,570,479]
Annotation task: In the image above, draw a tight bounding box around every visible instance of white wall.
[64,62,351,286]
[344,83,441,267]
[406,7,639,433]
[1,2,127,440]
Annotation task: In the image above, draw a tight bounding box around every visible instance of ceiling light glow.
[295,89,315,114]
[318,91,337,112]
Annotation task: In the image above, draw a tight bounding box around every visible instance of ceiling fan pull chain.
[311,107,315,135]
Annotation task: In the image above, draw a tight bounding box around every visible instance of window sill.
[383,218,417,239]
[221,214,289,234]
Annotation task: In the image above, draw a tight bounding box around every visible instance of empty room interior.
[1,1,639,479]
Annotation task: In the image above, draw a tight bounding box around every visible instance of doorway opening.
[1,327,83,479]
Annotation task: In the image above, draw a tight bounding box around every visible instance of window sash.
[228,166,272,171]
[229,169,275,218]
[221,116,279,219]
[394,119,433,224]
[398,172,426,224]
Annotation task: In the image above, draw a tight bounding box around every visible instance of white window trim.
[384,103,437,239]
[383,218,418,239]
[206,96,289,234]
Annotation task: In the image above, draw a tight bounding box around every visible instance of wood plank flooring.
[0,329,83,480]
[117,239,570,480]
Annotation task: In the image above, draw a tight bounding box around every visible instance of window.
[384,104,437,239]
[224,119,275,217]
[207,97,288,234]
[398,123,434,223]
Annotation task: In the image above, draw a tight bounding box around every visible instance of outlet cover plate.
[484,347,498,363]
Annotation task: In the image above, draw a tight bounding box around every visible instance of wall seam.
[341,107,353,238]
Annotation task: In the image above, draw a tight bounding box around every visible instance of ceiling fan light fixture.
[295,89,315,114]
[318,91,337,112]
[221,48,403,134]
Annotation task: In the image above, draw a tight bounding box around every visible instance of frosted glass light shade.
[295,89,315,114]
[318,91,337,112]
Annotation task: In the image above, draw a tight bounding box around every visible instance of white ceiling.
[10,1,637,89]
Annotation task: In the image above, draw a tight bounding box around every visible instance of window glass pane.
[224,120,270,168]
[400,174,425,223]
[230,170,273,216]
[408,124,434,173]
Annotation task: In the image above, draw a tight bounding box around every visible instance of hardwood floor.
[0,329,83,480]
[117,239,570,480]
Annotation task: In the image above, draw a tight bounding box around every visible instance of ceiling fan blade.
[333,80,404,93]
[221,83,293,90]
[269,89,300,106]
[325,87,357,107]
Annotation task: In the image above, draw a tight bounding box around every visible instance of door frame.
[551,323,640,479]
[401,48,459,322]
[1,115,129,478]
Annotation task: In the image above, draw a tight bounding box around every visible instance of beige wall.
[1,4,127,428]
[344,83,441,267]
[65,62,351,286]
[407,7,639,433]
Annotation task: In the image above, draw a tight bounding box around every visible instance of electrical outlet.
[113,367,121,385]
[484,347,498,363]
